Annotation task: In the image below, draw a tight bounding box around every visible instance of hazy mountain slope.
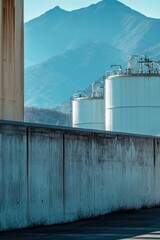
[25,0,160,67]
[25,0,160,110]
[114,16,160,58]
[24,107,70,126]
[25,7,70,66]
[25,42,122,108]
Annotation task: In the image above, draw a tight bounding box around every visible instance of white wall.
[0,122,160,231]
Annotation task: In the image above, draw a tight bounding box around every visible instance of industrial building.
[72,55,160,136]
[1,1,160,233]
[72,81,105,130]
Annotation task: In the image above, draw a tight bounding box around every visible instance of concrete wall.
[0,121,160,231]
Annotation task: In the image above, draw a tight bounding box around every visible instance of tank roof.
[105,55,160,79]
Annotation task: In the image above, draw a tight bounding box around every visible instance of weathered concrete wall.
[0,121,160,231]
[28,127,64,225]
[0,123,27,230]
[0,0,24,121]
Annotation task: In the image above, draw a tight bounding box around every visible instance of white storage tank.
[105,56,160,135]
[72,97,105,130]
[72,81,105,130]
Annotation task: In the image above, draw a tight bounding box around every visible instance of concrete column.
[0,0,24,121]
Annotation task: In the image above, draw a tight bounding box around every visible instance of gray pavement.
[1,208,160,239]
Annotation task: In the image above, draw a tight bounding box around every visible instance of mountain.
[24,107,70,126]
[25,0,160,110]
[25,0,160,66]
[25,41,122,108]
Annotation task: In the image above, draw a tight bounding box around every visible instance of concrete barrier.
[0,121,160,231]
[0,123,27,230]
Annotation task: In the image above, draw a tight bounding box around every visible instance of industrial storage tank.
[105,56,160,135]
[72,81,105,130]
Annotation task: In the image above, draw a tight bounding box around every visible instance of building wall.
[0,0,24,121]
[0,121,160,231]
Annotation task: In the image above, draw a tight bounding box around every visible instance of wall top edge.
[0,120,159,140]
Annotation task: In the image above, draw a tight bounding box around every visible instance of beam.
[0,0,24,121]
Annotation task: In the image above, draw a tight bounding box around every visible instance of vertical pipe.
[0,0,24,121]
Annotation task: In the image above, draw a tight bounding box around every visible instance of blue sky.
[24,0,160,22]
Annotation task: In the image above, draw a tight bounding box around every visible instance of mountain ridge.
[25,0,160,66]
[25,41,122,108]
[25,0,160,110]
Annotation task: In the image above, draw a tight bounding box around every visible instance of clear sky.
[24,0,160,22]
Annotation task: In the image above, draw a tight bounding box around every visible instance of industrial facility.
[1,1,160,233]
[72,55,160,136]
[72,81,105,130]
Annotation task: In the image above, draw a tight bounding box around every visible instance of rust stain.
[0,0,24,121]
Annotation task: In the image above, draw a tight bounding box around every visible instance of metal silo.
[72,81,105,130]
[105,56,160,135]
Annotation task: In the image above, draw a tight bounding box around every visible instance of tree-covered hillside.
[24,107,71,126]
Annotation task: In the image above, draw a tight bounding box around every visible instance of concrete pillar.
[0,0,24,121]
